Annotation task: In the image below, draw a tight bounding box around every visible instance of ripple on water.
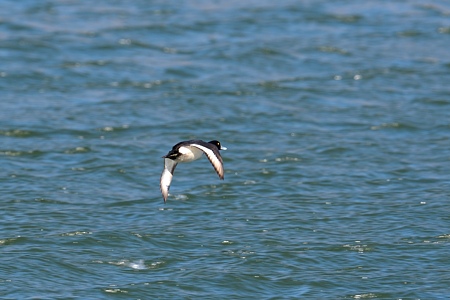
[0,129,35,137]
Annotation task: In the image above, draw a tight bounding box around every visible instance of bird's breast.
[177,146,203,162]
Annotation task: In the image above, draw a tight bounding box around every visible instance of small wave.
[0,149,43,157]
[127,259,147,270]
[63,146,91,154]
[0,129,34,137]
[106,259,164,270]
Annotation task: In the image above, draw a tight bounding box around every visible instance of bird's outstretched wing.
[190,142,224,180]
[160,158,178,202]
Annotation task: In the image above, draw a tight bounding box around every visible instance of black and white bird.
[160,140,227,202]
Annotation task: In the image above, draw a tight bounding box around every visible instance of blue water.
[1,1,450,299]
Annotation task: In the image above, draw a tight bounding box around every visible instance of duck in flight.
[160,140,227,202]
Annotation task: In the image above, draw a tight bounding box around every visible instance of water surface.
[1,1,450,299]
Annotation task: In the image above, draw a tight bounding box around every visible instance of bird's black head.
[208,140,227,150]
